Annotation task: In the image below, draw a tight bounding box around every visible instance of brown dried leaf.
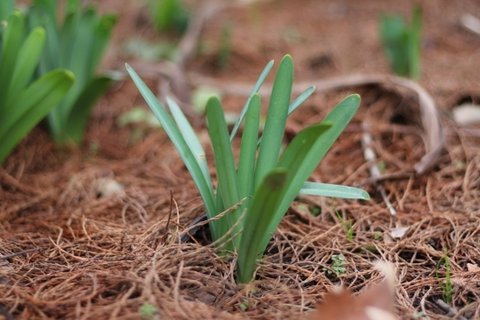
[467,263,480,272]
[308,262,397,320]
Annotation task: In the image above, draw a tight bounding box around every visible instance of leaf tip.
[361,190,371,201]
[350,93,361,103]
[280,54,294,66]
[64,70,76,83]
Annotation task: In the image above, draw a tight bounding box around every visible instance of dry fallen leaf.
[95,178,125,198]
[308,261,397,320]
[389,225,409,239]
[467,263,480,272]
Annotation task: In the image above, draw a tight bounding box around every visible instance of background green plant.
[0,10,74,164]
[26,0,117,144]
[0,1,13,22]
[127,55,369,283]
[147,0,189,34]
[380,6,422,79]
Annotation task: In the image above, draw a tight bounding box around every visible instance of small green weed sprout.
[139,303,157,320]
[331,253,347,276]
[127,55,370,283]
[436,254,454,304]
[147,0,190,34]
[335,210,355,241]
[380,6,422,79]
[27,0,117,144]
[0,10,73,164]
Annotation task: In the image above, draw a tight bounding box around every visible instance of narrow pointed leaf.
[63,75,114,143]
[300,181,370,200]
[167,96,211,189]
[206,97,241,249]
[6,27,46,107]
[126,64,219,237]
[237,169,288,283]
[0,70,74,164]
[237,94,260,201]
[288,85,315,115]
[90,14,116,72]
[230,60,274,141]
[408,7,422,79]
[0,12,26,110]
[255,55,293,187]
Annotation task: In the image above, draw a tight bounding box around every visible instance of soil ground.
[1,0,480,319]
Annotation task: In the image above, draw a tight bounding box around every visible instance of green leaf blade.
[237,123,331,283]
[237,169,288,283]
[62,75,114,144]
[288,85,315,115]
[258,94,361,250]
[300,181,370,200]
[167,96,212,190]
[237,94,260,201]
[126,64,219,237]
[6,27,46,107]
[0,0,14,22]
[0,70,74,164]
[206,97,241,249]
[255,55,293,187]
[230,59,274,141]
[0,11,26,110]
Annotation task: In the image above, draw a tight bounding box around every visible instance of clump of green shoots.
[27,0,117,144]
[380,6,422,79]
[147,0,190,34]
[0,10,73,164]
[127,55,370,283]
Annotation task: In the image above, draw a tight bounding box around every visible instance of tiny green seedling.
[380,6,422,79]
[139,303,157,320]
[331,253,347,276]
[436,254,454,304]
[335,210,355,241]
[0,10,73,164]
[127,55,369,283]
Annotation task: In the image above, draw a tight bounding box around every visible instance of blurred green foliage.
[380,7,422,79]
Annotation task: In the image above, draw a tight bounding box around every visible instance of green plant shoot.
[147,0,190,34]
[27,0,117,144]
[0,11,74,164]
[380,6,422,79]
[127,55,370,283]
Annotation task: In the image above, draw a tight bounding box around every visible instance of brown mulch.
[1,0,480,319]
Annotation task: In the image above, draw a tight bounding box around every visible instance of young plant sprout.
[147,0,190,34]
[0,11,73,164]
[127,55,369,283]
[380,6,422,79]
[27,0,117,144]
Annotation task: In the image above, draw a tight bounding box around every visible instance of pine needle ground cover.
[1,1,479,319]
